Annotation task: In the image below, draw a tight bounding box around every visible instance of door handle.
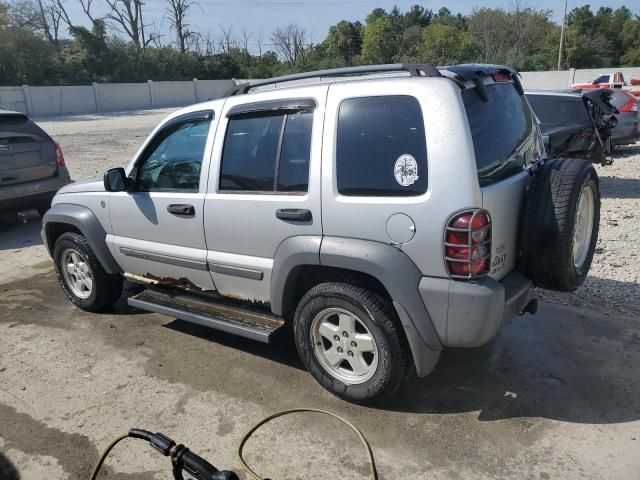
[167,204,195,215]
[275,208,312,222]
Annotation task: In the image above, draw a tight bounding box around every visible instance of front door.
[107,109,217,291]
[203,86,327,303]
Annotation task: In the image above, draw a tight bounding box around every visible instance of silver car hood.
[57,176,105,194]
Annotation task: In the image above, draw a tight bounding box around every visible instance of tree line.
[0,0,639,86]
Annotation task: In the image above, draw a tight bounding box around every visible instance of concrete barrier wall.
[0,86,28,114]
[0,79,237,117]
[152,80,196,107]
[2,68,639,118]
[196,80,235,102]
[96,82,152,111]
[28,85,97,116]
[520,67,640,90]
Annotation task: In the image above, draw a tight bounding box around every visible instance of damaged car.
[526,89,618,164]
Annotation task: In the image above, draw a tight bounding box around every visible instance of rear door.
[0,113,57,187]
[203,86,326,303]
[463,81,543,279]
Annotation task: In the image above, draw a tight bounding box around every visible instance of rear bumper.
[419,271,535,348]
[0,168,70,214]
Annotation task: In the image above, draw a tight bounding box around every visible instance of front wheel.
[53,232,123,312]
[294,282,411,404]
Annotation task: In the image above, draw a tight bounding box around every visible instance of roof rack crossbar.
[229,63,441,96]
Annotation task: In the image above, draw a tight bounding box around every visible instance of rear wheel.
[294,282,411,403]
[53,232,123,312]
[522,158,600,292]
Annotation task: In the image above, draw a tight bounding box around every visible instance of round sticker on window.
[394,154,419,187]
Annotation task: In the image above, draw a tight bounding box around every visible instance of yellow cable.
[90,432,129,480]
[238,408,378,480]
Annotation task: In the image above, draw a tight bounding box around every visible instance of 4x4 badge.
[394,154,419,187]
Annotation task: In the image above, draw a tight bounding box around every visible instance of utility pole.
[557,0,568,70]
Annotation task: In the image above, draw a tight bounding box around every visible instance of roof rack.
[228,63,441,96]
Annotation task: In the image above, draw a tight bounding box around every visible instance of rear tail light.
[54,142,65,166]
[444,209,491,279]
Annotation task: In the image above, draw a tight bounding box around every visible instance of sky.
[62,0,638,50]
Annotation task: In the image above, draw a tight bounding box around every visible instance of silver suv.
[42,64,600,403]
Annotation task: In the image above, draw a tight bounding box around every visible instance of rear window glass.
[0,116,47,143]
[527,96,589,125]
[336,96,427,196]
[463,83,533,186]
[278,112,313,192]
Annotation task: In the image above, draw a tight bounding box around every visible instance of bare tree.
[11,0,70,48]
[52,0,72,28]
[218,24,235,54]
[271,23,309,66]
[13,0,67,47]
[78,0,99,24]
[255,30,265,56]
[240,26,251,51]
[164,0,200,53]
[105,0,157,49]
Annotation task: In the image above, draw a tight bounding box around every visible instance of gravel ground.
[0,109,639,480]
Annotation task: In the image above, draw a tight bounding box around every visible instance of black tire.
[0,453,19,480]
[293,282,411,404]
[521,158,600,292]
[53,232,123,312]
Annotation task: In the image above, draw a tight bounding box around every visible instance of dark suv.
[0,110,70,216]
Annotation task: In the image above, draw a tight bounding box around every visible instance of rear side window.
[463,83,533,186]
[528,96,589,125]
[336,96,427,196]
[220,111,313,193]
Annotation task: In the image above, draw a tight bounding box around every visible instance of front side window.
[138,117,211,192]
[220,110,313,193]
[336,96,428,196]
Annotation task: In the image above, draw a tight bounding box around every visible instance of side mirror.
[104,167,130,192]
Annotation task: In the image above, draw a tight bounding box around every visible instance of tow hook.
[520,298,538,316]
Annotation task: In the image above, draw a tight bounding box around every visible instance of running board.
[128,289,285,343]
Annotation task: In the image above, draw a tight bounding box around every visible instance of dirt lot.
[1,109,639,479]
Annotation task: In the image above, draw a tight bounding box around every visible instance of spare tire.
[521,158,600,292]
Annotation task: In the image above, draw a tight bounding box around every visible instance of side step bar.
[128,289,285,343]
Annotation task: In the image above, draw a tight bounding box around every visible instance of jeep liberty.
[42,64,600,403]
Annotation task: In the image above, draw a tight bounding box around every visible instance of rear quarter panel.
[321,78,482,278]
